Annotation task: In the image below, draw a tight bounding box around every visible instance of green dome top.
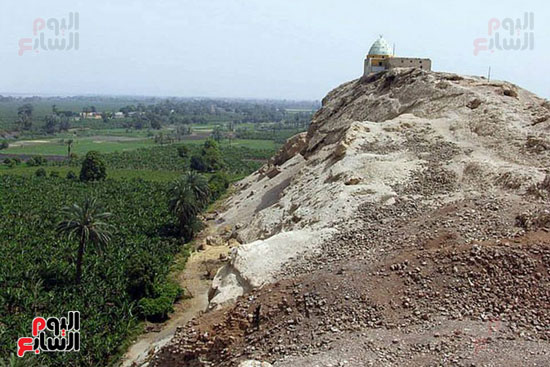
[368,36,392,56]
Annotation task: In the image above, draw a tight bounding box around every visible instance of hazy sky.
[0,0,548,100]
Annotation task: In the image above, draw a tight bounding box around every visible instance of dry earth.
[145,69,549,366]
[120,222,229,367]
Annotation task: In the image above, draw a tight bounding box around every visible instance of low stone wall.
[386,57,431,71]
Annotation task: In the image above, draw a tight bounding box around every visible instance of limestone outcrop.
[152,69,550,367]
[208,68,550,307]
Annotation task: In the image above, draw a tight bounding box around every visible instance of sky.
[0,0,548,100]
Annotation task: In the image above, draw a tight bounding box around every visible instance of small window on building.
[401,60,404,63]
[420,66,423,69]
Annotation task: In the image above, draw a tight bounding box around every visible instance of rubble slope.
[208,68,550,309]
[151,69,550,366]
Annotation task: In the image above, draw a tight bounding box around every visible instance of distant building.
[80,111,103,119]
[363,36,431,76]
[114,112,124,119]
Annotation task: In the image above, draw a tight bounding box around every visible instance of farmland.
[0,135,277,157]
[2,136,154,156]
[0,96,317,366]
[0,140,278,366]
[0,175,180,366]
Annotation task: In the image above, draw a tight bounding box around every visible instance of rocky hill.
[151,69,550,366]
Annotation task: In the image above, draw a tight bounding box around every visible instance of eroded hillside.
[151,69,550,367]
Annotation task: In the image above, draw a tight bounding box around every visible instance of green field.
[3,137,154,156]
[1,136,278,157]
[180,138,279,150]
[60,128,158,138]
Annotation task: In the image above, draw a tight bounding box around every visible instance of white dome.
[368,36,392,56]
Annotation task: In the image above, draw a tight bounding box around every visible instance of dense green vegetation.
[0,139,278,366]
[1,140,275,178]
[0,96,307,366]
[234,126,304,144]
[0,165,180,182]
[0,175,181,366]
[0,98,315,173]
[0,96,317,138]
[56,142,273,177]
[79,151,107,182]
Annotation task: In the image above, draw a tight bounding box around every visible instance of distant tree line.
[4,98,318,136]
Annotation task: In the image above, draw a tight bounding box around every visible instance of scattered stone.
[238,360,272,367]
[148,69,550,367]
[467,99,482,109]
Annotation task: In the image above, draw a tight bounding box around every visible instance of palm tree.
[66,139,74,158]
[57,197,112,284]
[183,171,210,207]
[168,172,210,231]
[169,182,198,230]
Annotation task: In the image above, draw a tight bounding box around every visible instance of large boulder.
[208,229,335,309]
[267,132,307,166]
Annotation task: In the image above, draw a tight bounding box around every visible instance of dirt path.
[150,201,550,367]
[119,233,228,367]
